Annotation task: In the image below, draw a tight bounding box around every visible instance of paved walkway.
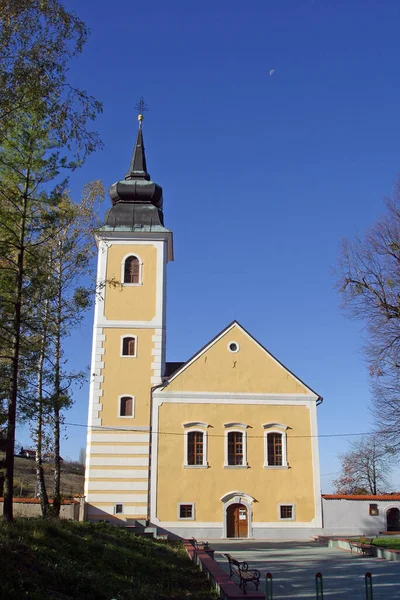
[211,540,400,598]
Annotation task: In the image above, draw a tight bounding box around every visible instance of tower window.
[124,256,141,284]
[119,396,134,417]
[122,336,136,357]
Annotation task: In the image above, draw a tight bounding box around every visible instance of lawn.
[0,519,219,600]
[373,537,400,550]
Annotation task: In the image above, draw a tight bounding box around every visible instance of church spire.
[125,103,150,181]
[104,100,167,230]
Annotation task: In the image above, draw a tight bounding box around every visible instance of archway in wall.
[227,503,248,538]
[387,507,400,532]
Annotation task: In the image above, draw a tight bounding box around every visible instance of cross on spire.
[135,96,149,127]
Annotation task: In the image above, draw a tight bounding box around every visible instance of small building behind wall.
[322,494,400,536]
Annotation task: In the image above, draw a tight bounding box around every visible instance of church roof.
[101,113,169,232]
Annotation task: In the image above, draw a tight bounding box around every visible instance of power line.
[64,421,394,440]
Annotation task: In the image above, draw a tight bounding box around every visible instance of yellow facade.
[104,244,157,322]
[157,403,315,522]
[99,327,154,427]
[167,325,310,395]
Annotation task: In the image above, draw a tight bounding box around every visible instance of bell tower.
[84,108,173,523]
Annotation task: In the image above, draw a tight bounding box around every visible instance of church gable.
[165,322,320,397]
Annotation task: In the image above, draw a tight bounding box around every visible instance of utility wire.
[64,421,393,440]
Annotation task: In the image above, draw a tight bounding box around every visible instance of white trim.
[121,252,143,286]
[178,502,195,520]
[118,395,135,418]
[87,493,147,502]
[263,422,288,430]
[183,421,209,428]
[153,391,318,405]
[279,503,296,521]
[114,503,124,515]
[90,457,149,466]
[223,422,248,429]
[183,427,208,467]
[90,433,149,443]
[310,401,323,528]
[87,469,149,479]
[227,341,240,353]
[120,334,138,358]
[224,428,247,467]
[89,446,148,455]
[88,481,148,491]
[264,429,288,468]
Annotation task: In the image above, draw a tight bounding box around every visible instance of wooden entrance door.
[226,503,248,538]
[387,508,400,532]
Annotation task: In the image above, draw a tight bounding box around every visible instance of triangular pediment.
[164,322,320,398]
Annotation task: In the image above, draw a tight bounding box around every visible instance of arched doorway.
[227,503,248,538]
[386,507,400,532]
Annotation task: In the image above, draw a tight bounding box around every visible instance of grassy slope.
[0,453,84,498]
[0,519,218,600]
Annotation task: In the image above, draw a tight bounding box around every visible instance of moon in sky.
[269,69,275,76]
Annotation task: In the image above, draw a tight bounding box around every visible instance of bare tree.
[333,436,396,495]
[337,180,400,450]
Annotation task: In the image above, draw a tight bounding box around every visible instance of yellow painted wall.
[157,403,315,522]
[104,244,157,322]
[99,328,154,426]
[167,325,311,395]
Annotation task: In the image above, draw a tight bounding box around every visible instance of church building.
[84,113,323,539]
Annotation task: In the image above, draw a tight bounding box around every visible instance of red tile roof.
[0,497,78,504]
[322,494,400,501]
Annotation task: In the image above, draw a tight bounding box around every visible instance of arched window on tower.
[124,256,140,284]
[122,336,136,357]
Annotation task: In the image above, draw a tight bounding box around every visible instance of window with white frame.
[263,424,288,468]
[183,423,208,467]
[178,503,195,520]
[224,424,248,467]
[119,395,134,418]
[279,504,295,520]
[121,335,137,357]
[114,503,124,515]
[122,254,142,285]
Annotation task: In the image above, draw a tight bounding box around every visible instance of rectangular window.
[267,433,283,466]
[188,431,204,465]
[178,503,194,520]
[369,504,379,516]
[114,503,124,514]
[228,432,243,465]
[279,505,294,520]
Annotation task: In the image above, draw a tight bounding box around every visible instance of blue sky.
[17,0,400,491]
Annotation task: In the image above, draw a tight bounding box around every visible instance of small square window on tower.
[369,503,379,516]
[114,503,124,515]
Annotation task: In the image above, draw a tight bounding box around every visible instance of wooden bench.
[224,553,261,594]
[190,538,215,559]
[349,537,375,556]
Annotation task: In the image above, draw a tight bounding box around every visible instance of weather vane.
[135,97,149,127]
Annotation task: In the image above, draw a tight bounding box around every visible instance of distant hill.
[0,453,84,498]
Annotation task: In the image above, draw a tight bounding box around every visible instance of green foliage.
[0,520,219,600]
[372,537,400,550]
[0,0,102,161]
